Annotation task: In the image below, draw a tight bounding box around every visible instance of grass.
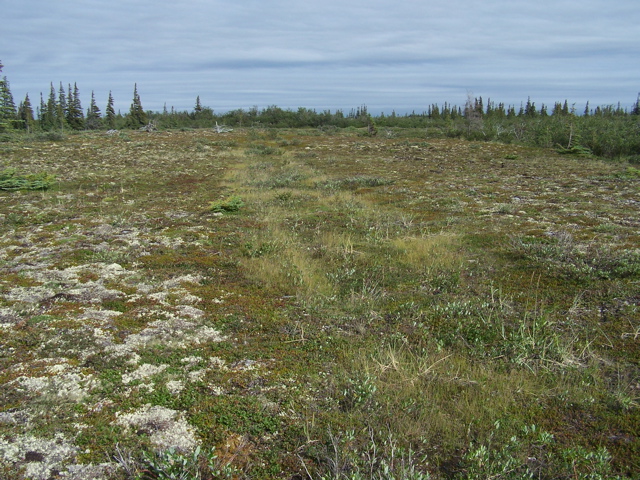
[0,128,638,479]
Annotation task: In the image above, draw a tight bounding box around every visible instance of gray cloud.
[3,0,639,114]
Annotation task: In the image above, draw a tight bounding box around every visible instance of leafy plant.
[135,446,238,480]
[0,168,56,191]
[209,195,244,213]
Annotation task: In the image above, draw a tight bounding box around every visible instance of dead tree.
[139,121,157,132]
[214,121,233,133]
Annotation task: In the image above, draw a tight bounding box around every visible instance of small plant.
[556,144,592,155]
[135,446,238,480]
[0,168,56,191]
[319,176,394,191]
[309,429,431,480]
[615,166,640,179]
[245,144,283,156]
[340,373,378,411]
[36,131,65,142]
[209,195,244,213]
[460,424,616,480]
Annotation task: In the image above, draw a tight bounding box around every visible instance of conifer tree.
[57,83,68,129]
[0,76,17,124]
[38,93,45,125]
[126,83,147,128]
[632,93,640,116]
[485,98,493,117]
[66,83,84,130]
[540,103,548,117]
[105,91,117,129]
[86,91,102,129]
[18,93,35,132]
[524,97,537,117]
[474,96,484,116]
[40,83,59,130]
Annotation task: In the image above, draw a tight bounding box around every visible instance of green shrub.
[135,446,238,480]
[0,168,56,191]
[209,195,244,213]
[245,144,283,156]
[319,176,394,191]
[36,131,65,142]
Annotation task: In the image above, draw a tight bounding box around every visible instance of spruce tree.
[105,91,116,129]
[475,96,484,116]
[524,97,537,117]
[66,83,84,130]
[57,83,68,129]
[18,94,35,132]
[0,76,17,124]
[540,103,548,117]
[40,83,58,130]
[632,93,640,116]
[126,83,147,128]
[86,91,102,129]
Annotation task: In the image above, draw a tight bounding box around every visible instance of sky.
[2,0,639,115]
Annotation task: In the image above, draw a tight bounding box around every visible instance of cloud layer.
[3,0,639,114]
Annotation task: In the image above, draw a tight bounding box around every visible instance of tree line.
[1,60,639,159]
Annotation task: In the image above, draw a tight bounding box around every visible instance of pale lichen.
[114,404,199,452]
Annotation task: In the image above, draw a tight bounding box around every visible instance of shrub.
[209,195,244,213]
[0,168,56,191]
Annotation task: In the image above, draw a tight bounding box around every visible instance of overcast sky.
[2,0,639,115]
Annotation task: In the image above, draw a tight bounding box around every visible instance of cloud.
[3,0,639,114]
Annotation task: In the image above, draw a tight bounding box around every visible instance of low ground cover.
[0,128,638,479]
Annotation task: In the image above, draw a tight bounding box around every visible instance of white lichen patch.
[106,316,226,357]
[187,370,207,383]
[166,380,184,394]
[209,356,228,369]
[80,308,123,321]
[114,405,199,452]
[161,274,202,288]
[181,356,203,365]
[0,433,76,480]
[5,285,56,304]
[5,263,129,307]
[122,363,168,384]
[175,305,205,318]
[10,370,98,402]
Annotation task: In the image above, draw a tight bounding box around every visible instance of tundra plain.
[1,128,639,479]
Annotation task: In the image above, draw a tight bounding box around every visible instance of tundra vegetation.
[1,121,639,480]
[0,65,639,479]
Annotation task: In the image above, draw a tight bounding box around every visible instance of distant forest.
[1,60,639,159]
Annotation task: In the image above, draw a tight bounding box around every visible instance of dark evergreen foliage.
[126,83,147,128]
[17,94,35,132]
[66,83,84,130]
[105,91,117,129]
[86,91,102,129]
[57,83,68,129]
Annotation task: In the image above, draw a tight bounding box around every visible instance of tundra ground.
[1,128,638,479]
